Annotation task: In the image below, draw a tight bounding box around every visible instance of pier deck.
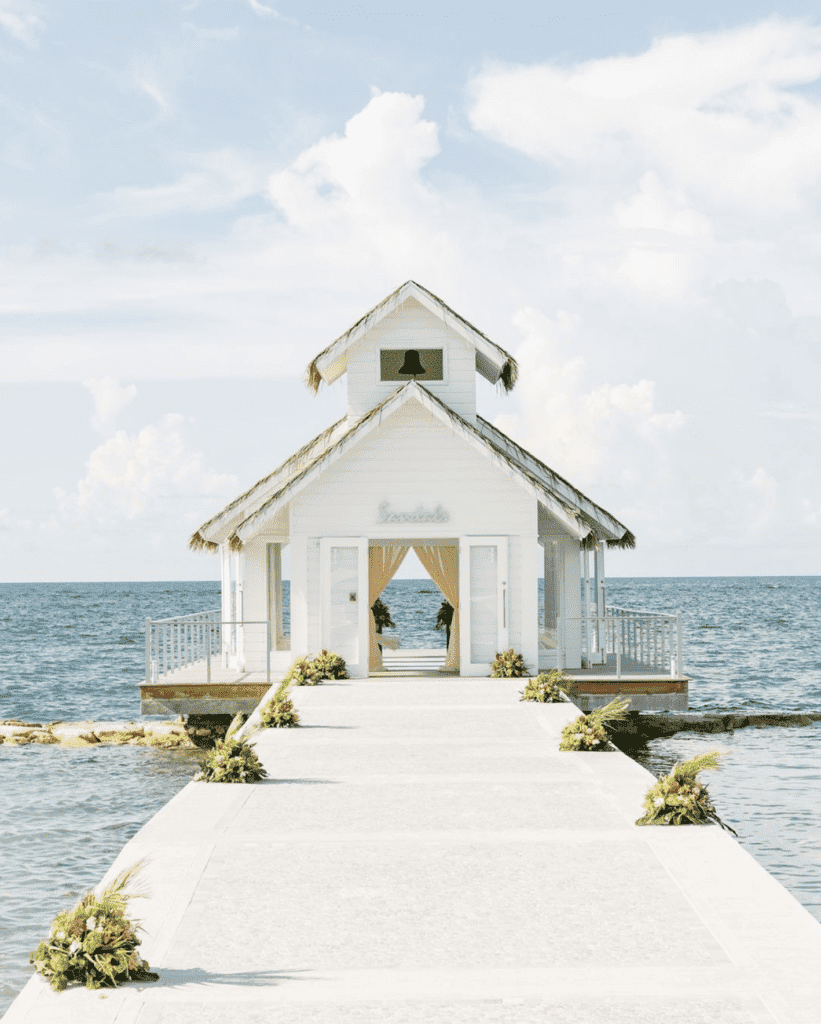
[7,676,821,1023]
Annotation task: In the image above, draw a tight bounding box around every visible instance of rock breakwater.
[0,719,194,748]
[611,710,821,747]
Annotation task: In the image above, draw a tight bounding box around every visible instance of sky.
[2,0,821,581]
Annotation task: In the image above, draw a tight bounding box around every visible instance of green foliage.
[490,649,528,678]
[519,670,578,704]
[259,679,300,729]
[559,695,631,751]
[30,861,158,992]
[195,737,268,783]
[286,651,349,685]
[313,649,349,679]
[371,598,395,632]
[434,600,453,631]
[636,751,737,833]
[284,656,324,686]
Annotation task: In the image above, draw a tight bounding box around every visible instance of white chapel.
[188,281,636,680]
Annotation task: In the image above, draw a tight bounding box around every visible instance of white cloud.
[493,307,686,488]
[135,69,170,114]
[246,0,301,26]
[470,20,821,215]
[83,377,137,431]
[614,173,712,237]
[56,414,237,521]
[269,91,440,228]
[103,149,264,216]
[0,0,43,44]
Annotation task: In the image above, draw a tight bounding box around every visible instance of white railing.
[556,607,683,678]
[145,612,272,684]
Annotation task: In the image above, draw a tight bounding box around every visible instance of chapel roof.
[190,381,634,552]
[305,280,519,394]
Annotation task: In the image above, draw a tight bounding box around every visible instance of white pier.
[5,676,821,1023]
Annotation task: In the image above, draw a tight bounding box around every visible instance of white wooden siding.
[346,299,477,423]
[538,501,576,541]
[291,400,537,663]
[291,401,534,538]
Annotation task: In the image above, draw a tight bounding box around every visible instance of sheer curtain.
[413,544,459,670]
[369,545,409,670]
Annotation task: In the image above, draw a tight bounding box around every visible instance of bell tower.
[305,281,518,425]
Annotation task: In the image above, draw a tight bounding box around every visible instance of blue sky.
[2,0,821,580]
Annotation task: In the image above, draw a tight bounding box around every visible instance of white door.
[320,538,369,677]
[459,536,509,676]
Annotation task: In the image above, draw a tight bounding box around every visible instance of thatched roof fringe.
[189,531,219,553]
[228,534,244,552]
[608,531,637,550]
[580,532,599,551]
[306,360,323,395]
[500,357,518,394]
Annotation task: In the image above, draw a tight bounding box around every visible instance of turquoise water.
[1,578,820,1014]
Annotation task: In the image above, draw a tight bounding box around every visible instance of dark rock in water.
[611,710,821,747]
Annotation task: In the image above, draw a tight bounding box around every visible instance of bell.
[397,349,426,376]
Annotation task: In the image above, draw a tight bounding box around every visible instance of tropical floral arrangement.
[30,862,158,992]
[284,655,324,686]
[519,670,578,704]
[559,695,631,750]
[490,649,528,678]
[195,736,268,783]
[259,679,300,728]
[636,751,737,833]
[286,651,348,686]
[313,649,349,679]
[371,598,395,632]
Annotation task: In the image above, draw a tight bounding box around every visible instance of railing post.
[616,618,622,679]
[673,610,682,676]
[145,619,152,683]
[206,620,212,684]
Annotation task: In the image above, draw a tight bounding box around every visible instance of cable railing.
[145,612,273,684]
[556,607,683,678]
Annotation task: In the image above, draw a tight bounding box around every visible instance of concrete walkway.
[5,677,821,1023]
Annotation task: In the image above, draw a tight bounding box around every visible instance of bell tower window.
[380,348,444,382]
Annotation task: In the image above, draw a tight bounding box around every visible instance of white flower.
[654,797,664,808]
[69,940,81,953]
[86,917,96,931]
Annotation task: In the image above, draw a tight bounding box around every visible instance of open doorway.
[368,543,458,676]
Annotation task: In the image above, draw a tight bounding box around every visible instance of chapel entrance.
[368,541,460,677]
[366,537,509,677]
[319,536,509,678]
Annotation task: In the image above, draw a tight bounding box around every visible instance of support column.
[289,535,309,656]
[520,535,539,677]
[220,544,231,667]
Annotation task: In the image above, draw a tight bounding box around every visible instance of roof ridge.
[305,281,518,394]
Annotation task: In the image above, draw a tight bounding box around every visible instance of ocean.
[1,577,820,1014]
